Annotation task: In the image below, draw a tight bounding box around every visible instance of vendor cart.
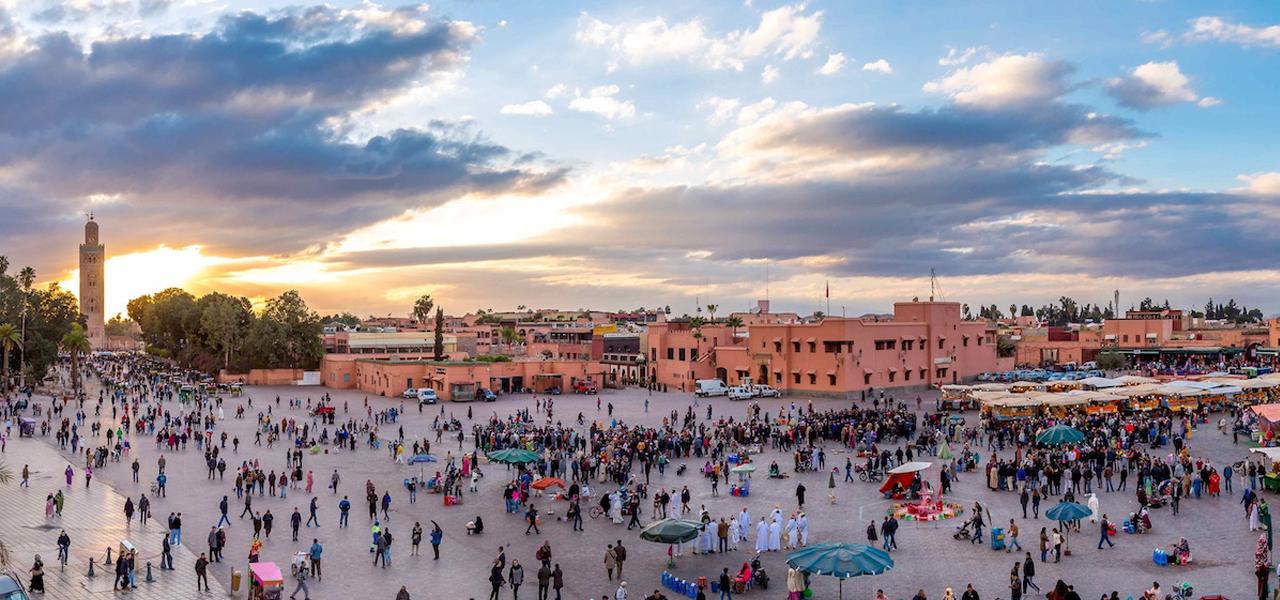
[249,562,284,600]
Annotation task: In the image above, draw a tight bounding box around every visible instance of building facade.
[78,216,105,349]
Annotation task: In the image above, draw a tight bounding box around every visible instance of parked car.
[572,380,596,394]
[401,388,418,399]
[727,386,755,401]
[0,573,29,600]
[417,388,438,404]
[475,388,497,402]
[751,384,782,398]
[545,386,563,395]
[694,379,729,398]
[977,372,994,381]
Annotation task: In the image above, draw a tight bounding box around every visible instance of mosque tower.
[79,214,105,349]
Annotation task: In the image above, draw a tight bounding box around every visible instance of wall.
[217,369,307,385]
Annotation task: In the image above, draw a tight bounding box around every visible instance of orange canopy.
[531,477,565,490]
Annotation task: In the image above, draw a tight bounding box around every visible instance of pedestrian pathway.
[0,436,228,599]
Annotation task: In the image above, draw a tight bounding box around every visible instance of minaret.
[79,214,105,349]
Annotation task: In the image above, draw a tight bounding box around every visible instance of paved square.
[1,366,1266,600]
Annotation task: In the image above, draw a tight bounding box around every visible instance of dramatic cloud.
[500,101,553,116]
[568,85,636,119]
[862,59,892,74]
[576,4,823,71]
[1106,61,1210,110]
[816,52,846,75]
[0,4,565,263]
[924,54,1075,109]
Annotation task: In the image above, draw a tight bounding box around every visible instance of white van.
[417,388,438,404]
[727,386,754,401]
[751,384,782,398]
[694,379,729,397]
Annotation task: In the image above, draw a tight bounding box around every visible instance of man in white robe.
[785,516,798,549]
[797,512,809,546]
[755,519,769,553]
[738,508,751,540]
[768,518,782,551]
[1087,493,1100,523]
[770,504,783,524]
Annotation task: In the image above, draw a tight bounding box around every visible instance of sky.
[1,0,1278,319]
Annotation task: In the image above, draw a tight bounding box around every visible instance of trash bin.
[231,569,242,592]
[990,527,1005,551]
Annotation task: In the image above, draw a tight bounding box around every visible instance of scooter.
[750,553,769,590]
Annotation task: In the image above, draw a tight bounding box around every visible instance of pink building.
[648,299,1005,397]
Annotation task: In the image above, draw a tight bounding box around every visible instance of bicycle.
[589,505,604,519]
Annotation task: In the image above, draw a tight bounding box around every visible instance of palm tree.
[706,304,718,322]
[61,323,92,398]
[412,294,434,324]
[0,255,8,276]
[725,316,744,335]
[0,323,21,393]
[499,327,520,352]
[17,267,35,388]
[688,316,705,330]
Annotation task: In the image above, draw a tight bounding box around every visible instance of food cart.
[179,385,195,402]
[249,562,284,600]
[230,383,243,398]
[18,417,37,437]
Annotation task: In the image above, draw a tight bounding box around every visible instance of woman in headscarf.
[45,493,55,518]
[943,587,956,600]
[1258,533,1271,600]
[1047,579,1068,600]
[28,555,45,593]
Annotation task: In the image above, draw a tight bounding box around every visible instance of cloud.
[924,54,1075,109]
[1182,16,1280,48]
[568,84,636,119]
[137,0,170,17]
[500,100,553,116]
[761,64,780,84]
[1196,96,1222,108]
[939,46,980,66]
[31,0,130,23]
[862,59,892,74]
[544,84,566,99]
[0,4,565,262]
[816,52,846,75]
[576,3,823,72]
[1106,61,1207,110]
[1239,172,1280,195]
[698,96,742,126]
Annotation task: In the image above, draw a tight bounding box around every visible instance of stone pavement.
[4,371,1270,600]
[0,432,227,599]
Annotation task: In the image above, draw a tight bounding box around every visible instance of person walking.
[139,494,151,526]
[1007,519,1022,552]
[339,496,351,527]
[289,559,310,600]
[396,586,411,600]
[195,553,210,591]
[1022,553,1039,593]
[308,539,323,581]
[291,508,302,541]
[218,496,232,528]
[431,523,443,560]
[537,563,552,600]
[1038,528,1049,563]
[1097,514,1114,549]
[552,564,564,600]
[614,541,627,579]
[411,522,423,556]
[160,533,174,570]
[509,560,525,600]
[718,568,732,600]
[526,503,540,535]
[307,497,320,527]
[604,544,617,580]
[489,565,507,600]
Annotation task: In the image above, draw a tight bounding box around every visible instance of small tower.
[79,214,105,349]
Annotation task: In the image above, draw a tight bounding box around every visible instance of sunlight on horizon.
[59,245,236,318]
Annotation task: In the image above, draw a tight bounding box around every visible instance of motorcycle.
[750,553,769,590]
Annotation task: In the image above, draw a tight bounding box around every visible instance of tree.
[198,293,253,370]
[706,304,719,322]
[1096,352,1126,371]
[412,295,434,324]
[725,316,744,335]
[61,323,91,398]
[253,291,323,369]
[1139,297,1155,311]
[812,310,825,320]
[499,327,520,352]
[433,308,445,361]
[16,266,35,386]
[962,304,971,320]
[0,323,20,392]
[321,313,360,328]
[688,317,705,330]
[0,255,7,276]
[1010,305,1018,320]
[664,306,671,315]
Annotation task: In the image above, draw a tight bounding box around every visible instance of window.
[963,337,969,347]
[936,368,948,379]
[774,342,783,353]
[343,374,350,382]
[774,372,783,385]
[652,348,658,361]
[793,341,801,352]
[808,342,816,353]
[793,372,801,384]
[904,370,911,381]
[920,369,927,380]
[978,337,984,346]
[808,373,817,384]
[678,348,686,361]
[407,378,413,389]
[888,371,896,383]
[667,348,674,360]
[1122,335,1128,343]
[690,349,698,361]
[863,373,872,385]
[874,340,896,351]
[828,374,837,386]
[903,340,913,351]
[938,338,945,350]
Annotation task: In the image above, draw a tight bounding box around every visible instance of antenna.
[930,269,945,301]
[765,259,770,302]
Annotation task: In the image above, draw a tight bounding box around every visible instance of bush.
[1096,352,1126,370]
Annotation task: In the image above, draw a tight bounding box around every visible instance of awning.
[826,370,837,376]
[806,369,816,375]
[772,337,782,343]
[806,337,816,343]
[1251,447,1280,462]
[863,368,874,374]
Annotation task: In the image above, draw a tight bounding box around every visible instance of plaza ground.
[1,375,1268,600]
